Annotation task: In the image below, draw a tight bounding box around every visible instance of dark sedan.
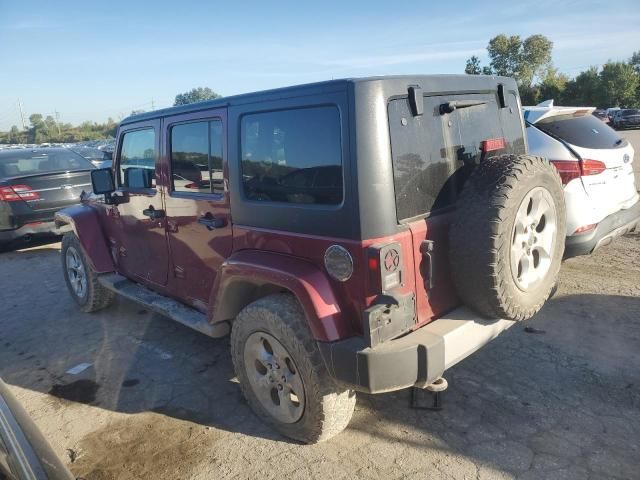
[614,109,640,130]
[0,379,74,479]
[0,148,94,245]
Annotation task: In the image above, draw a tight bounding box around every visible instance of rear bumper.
[318,308,514,394]
[564,200,640,258]
[0,221,71,242]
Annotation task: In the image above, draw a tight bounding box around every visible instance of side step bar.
[98,273,228,338]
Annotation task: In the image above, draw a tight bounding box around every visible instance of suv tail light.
[0,185,40,202]
[549,159,607,185]
[367,242,403,294]
[580,159,607,176]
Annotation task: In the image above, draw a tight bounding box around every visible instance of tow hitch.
[411,376,448,410]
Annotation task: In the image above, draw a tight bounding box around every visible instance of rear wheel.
[61,233,114,313]
[231,294,356,443]
[449,155,565,321]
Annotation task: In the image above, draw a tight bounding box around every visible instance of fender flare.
[210,250,351,342]
[55,205,115,273]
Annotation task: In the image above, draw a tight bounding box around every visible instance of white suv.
[525,101,640,257]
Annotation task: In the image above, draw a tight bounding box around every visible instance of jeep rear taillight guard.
[549,159,607,185]
[367,242,403,294]
[0,185,40,202]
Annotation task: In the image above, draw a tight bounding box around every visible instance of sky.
[1,0,639,130]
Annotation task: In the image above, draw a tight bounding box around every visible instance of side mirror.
[91,168,115,195]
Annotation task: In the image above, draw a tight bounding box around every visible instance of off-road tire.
[231,294,356,443]
[61,233,114,313]
[449,154,566,320]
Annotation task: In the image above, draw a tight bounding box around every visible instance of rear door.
[388,91,526,324]
[163,110,233,309]
[534,112,638,217]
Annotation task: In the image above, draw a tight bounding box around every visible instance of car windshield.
[535,113,624,149]
[0,149,94,177]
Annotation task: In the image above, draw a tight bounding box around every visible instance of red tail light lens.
[580,159,607,176]
[549,161,581,185]
[480,137,506,152]
[0,185,40,202]
[549,159,607,185]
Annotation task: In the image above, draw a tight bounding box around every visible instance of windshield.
[535,113,624,149]
[0,149,94,177]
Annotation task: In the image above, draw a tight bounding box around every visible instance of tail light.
[0,185,40,202]
[480,137,506,152]
[580,159,607,176]
[367,242,403,294]
[549,159,607,185]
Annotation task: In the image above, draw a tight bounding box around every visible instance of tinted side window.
[170,120,224,195]
[536,114,624,149]
[119,128,156,187]
[241,106,342,205]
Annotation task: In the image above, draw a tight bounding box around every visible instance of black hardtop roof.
[121,74,516,125]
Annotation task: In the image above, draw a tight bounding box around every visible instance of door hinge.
[420,240,435,290]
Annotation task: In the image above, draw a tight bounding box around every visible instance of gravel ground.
[1,130,639,479]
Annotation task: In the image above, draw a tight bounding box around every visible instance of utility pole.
[53,109,61,136]
[151,98,155,110]
[17,98,27,129]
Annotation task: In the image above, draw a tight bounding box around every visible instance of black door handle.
[143,207,165,219]
[197,215,226,230]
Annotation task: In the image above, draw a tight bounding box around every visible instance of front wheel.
[231,294,356,443]
[61,233,114,313]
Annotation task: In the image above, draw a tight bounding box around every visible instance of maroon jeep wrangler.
[56,75,565,443]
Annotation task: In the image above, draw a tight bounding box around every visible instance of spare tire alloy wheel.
[511,187,557,291]
[66,245,87,300]
[244,332,305,424]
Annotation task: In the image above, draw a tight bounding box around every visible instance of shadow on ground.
[2,274,640,478]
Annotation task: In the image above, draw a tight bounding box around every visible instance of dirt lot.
[1,130,640,480]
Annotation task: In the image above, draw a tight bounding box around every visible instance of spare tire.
[449,154,565,321]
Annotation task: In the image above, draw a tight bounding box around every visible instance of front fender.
[211,250,350,342]
[55,205,114,273]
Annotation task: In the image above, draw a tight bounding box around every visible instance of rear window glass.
[389,93,525,221]
[240,106,342,205]
[535,114,624,150]
[170,120,224,195]
[0,150,93,178]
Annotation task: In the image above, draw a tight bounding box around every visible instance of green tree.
[174,87,221,106]
[537,67,569,104]
[564,67,602,106]
[599,61,639,107]
[630,50,640,74]
[465,55,481,75]
[466,34,553,89]
[28,113,47,143]
[487,34,523,78]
